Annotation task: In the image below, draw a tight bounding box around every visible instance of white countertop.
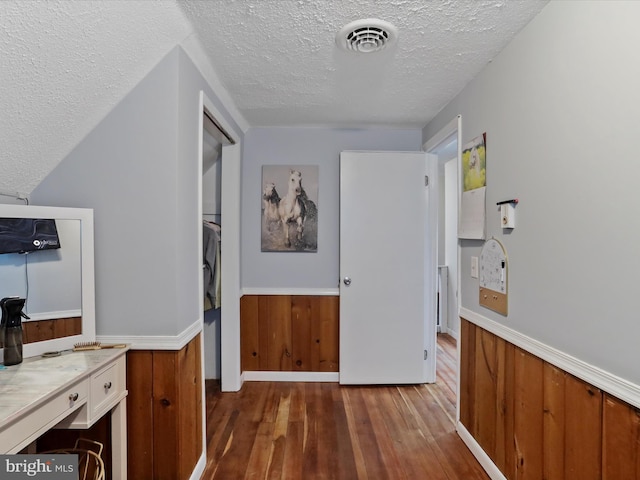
[0,348,127,429]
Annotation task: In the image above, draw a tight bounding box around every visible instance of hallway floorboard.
[202,334,488,479]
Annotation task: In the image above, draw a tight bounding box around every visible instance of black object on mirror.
[0,297,30,366]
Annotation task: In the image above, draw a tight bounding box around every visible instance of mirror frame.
[0,204,95,359]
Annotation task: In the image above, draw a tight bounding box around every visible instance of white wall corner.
[97,317,202,350]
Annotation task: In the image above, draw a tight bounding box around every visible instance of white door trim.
[424,114,462,420]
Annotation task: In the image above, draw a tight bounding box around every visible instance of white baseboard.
[97,318,202,350]
[460,307,640,410]
[243,371,340,382]
[241,288,339,296]
[446,327,459,340]
[189,452,206,480]
[456,422,506,480]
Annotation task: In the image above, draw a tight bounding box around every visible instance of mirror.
[0,205,95,358]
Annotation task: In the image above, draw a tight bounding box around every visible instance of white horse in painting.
[469,146,481,174]
[278,170,307,247]
[262,182,281,230]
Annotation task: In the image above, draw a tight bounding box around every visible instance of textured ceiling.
[0,1,194,195]
[179,0,548,127]
[0,0,548,195]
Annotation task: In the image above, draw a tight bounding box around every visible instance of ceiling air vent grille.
[336,19,398,54]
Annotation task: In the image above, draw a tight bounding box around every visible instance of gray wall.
[175,47,243,336]
[32,46,242,338]
[423,1,640,385]
[241,127,422,290]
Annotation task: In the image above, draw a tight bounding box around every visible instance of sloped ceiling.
[0,1,195,196]
[179,0,548,127]
[0,0,548,196]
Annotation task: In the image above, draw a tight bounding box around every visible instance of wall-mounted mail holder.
[497,198,518,229]
[479,237,508,315]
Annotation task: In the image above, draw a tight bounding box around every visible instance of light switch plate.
[471,256,479,278]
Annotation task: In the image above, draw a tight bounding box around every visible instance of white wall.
[241,127,422,290]
[423,1,640,385]
[175,48,243,337]
[32,48,181,336]
[31,46,243,339]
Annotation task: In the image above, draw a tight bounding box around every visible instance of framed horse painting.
[261,165,318,252]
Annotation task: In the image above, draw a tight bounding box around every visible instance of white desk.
[0,348,128,479]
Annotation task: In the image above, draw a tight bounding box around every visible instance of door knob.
[343,277,351,286]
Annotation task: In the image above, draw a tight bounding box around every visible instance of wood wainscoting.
[240,295,339,372]
[126,333,203,480]
[460,318,640,480]
[22,316,82,344]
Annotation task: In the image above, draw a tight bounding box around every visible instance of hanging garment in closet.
[203,221,221,310]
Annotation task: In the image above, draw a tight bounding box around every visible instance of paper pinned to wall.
[459,133,486,239]
[460,186,486,239]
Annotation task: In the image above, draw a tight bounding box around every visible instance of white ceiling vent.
[336,19,398,54]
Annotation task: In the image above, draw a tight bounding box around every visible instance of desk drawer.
[91,360,121,418]
[0,378,88,453]
[56,355,126,428]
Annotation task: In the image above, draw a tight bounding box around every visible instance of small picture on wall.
[261,165,318,252]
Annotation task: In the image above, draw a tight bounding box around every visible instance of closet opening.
[202,104,234,384]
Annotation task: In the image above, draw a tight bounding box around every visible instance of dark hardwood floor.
[202,334,488,479]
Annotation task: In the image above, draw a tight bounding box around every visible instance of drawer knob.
[69,392,79,402]
[104,381,112,390]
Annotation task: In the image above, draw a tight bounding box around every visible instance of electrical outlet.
[471,256,479,279]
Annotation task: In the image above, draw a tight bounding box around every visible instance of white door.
[339,151,438,385]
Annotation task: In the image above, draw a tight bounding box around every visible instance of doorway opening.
[201,103,235,384]
[424,115,461,419]
[198,91,242,469]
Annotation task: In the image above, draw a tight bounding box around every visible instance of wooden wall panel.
[543,363,566,480]
[22,316,82,344]
[311,295,339,372]
[241,295,339,372]
[459,319,475,430]
[564,374,601,479]
[26,320,54,343]
[502,342,516,479]
[194,335,203,470]
[240,295,260,371]
[459,321,528,478]
[153,351,180,479]
[466,324,513,476]
[291,296,312,371]
[127,334,202,480]
[177,336,202,479]
[473,328,498,458]
[127,350,154,479]
[603,394,640,479]
[261,295,292,370]
[513,347,544,480]
[493,336,513,477]
[460,318,633,480]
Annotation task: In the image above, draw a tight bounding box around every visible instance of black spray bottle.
[0,297,30,366]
